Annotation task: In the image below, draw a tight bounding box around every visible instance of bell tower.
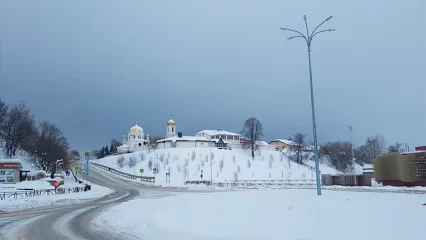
[165,119,176,138]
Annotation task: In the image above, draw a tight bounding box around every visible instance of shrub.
[232,155,236,164]
[233,171,239,181]
[237,165,241,173]
[128,156,137,168]
[148,158,153,170]
[139,152,145,162]
[117,156,125,168]
[192,150,196,161]
[269,158,273,168]
[220,159,224,172]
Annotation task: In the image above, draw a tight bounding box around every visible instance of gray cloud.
[0,0,425,150]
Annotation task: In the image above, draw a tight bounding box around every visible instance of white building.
[196,129,241,145]
[156,136,215,149]
[117,121,149,153]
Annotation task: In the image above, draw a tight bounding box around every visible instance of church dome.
[167,119,175,126]
[130,121,143,133]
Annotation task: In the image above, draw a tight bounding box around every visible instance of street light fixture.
[55,159,63,174]
[280,15,335,196]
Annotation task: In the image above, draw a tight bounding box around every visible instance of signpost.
[140,168,144,181]
[166,172,170,183]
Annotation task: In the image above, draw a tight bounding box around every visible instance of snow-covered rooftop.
[157,136,213,143]
[0,159,23,164]
[256,141,269,146]
[197,129,240,137]
[272,139,299,146]
[117,144,130,148]
[362,164,374,169]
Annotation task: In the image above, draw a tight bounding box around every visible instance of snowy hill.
[94,148,341,186]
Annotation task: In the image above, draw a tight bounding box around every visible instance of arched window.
[172,127,174,132]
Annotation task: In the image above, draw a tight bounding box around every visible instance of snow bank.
[95,189,426,240]
[0,182,113,212]
[94,148,330,186]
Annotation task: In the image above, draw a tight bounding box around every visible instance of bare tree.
[139,152,145,162]
[148,157,153,170]
[388,142,403,153]
[247,159,252,168]
[240,117,264,159]
[286,133,310,164]
[0,99,8,126]
[320,141,353,172]
[1,102,35,157]
[232,171,239,181]
[148,136,163,151]
[355,134,387,164]
[117,156,126,168]
[128,156,137,168]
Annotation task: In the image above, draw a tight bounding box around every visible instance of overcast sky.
[0,0,425,151]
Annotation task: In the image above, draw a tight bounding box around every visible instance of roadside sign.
[140,168,144,173]
[74,166,80,172]
[153,168,157,172]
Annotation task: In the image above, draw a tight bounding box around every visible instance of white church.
[117,121,149,153]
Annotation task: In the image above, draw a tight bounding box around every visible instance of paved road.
[0,165,201,240]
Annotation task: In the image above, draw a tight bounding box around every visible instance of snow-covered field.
[94,189,426,240]
[94,148,341,186]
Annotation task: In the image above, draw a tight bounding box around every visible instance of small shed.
[0,159,23,183]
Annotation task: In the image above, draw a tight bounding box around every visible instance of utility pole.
[349,126,355,167]
[280,15,335,196]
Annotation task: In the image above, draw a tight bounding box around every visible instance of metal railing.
[185,179,317,188]
[91,162,155,183]
[0,186,87,201]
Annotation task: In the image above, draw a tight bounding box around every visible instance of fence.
[91,162,155,183]
[0,186,87,201]
[185,179,317,188]
[321,174,372,186]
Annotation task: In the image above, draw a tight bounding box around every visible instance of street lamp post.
[280,15,335,196]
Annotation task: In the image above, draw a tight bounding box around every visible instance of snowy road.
[0,165,199,240]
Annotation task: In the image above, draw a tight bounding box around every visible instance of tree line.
[91,136,163,158]
[0,99,70,173]
[239,116,406,173]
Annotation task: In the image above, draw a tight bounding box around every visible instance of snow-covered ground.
[0,173,86,193]
[94,148,340,186]
[0,174,113,212]
[94,189,426,240]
